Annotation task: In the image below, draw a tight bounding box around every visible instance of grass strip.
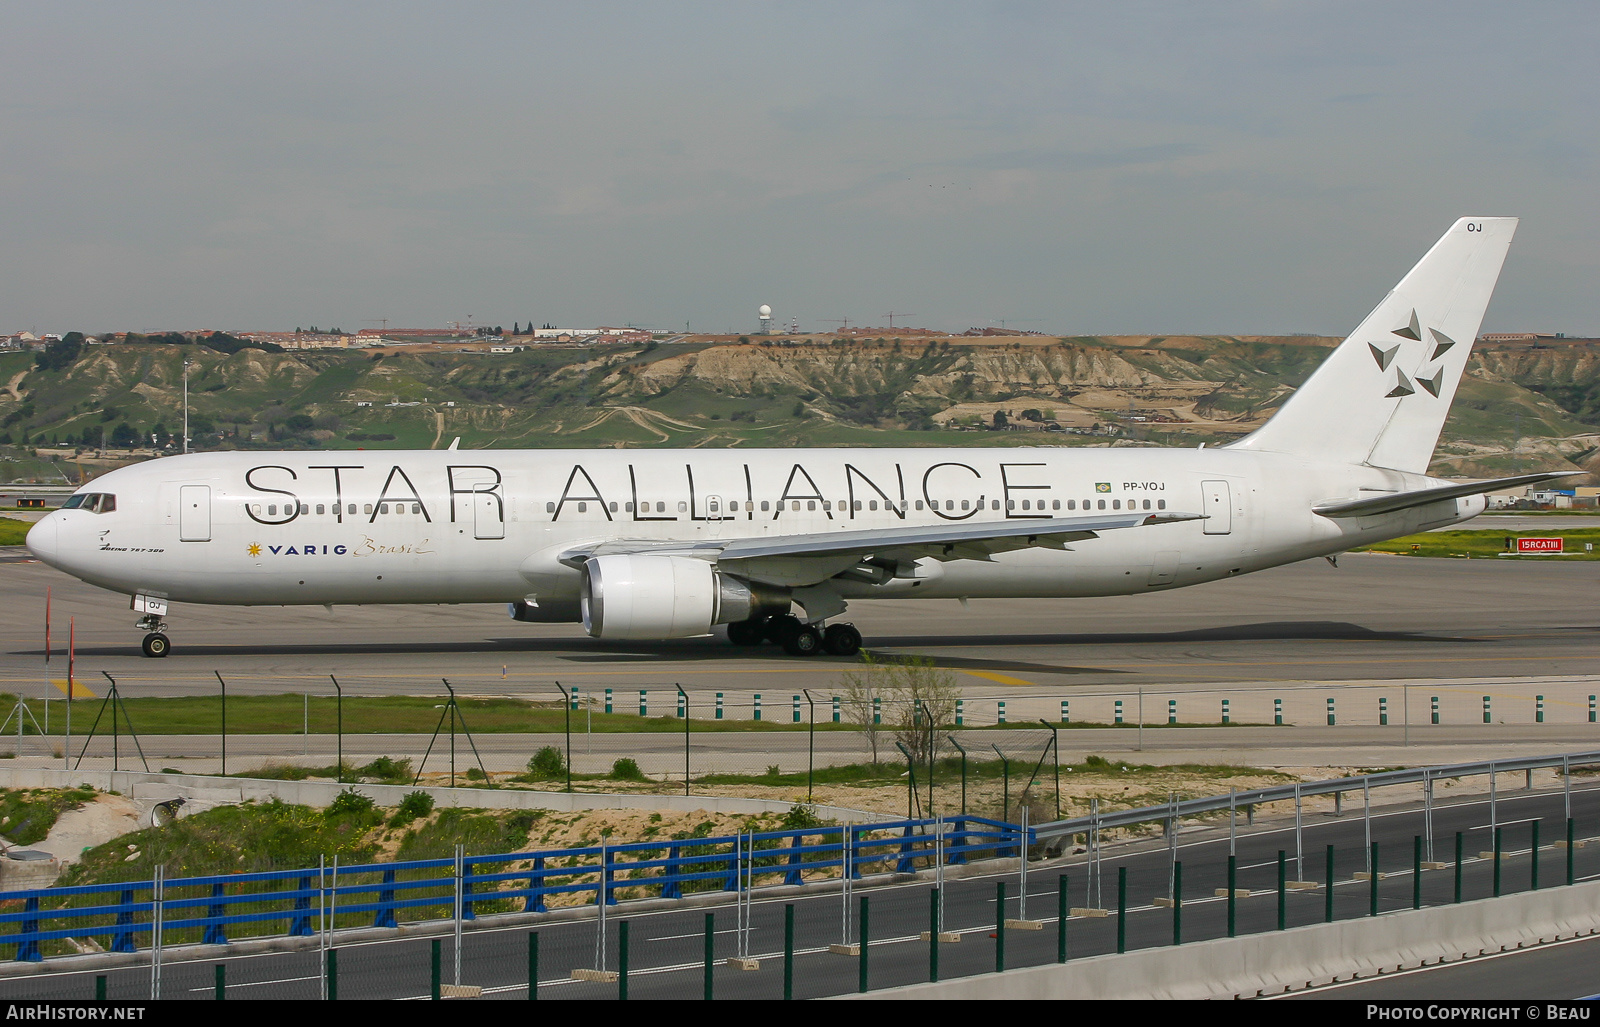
[1353,528,1600,559]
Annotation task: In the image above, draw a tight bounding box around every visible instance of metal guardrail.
[1032,749,1600,842]
[0,816,1020,963]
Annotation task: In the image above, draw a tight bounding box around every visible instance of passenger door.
[178,485,211,542]
[1201,480,1232,535]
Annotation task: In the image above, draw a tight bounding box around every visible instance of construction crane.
[881,311,915,330]
[819,318,854,331]
[992,318,1043,332]
[364,318,389,333]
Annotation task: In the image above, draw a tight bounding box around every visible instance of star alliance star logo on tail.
[1372,308,1452,400]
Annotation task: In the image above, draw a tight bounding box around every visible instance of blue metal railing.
[0,816,1022,962]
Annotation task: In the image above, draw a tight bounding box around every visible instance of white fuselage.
[25,446,1482,611]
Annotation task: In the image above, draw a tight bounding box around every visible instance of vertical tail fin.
[1233,217,1517,473]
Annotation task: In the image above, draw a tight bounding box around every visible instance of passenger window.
[625,502,634,512]
[870,500,878,511]
[1067,500,1075,510]
[946,500,954,511]
[807,501,816,511]
[300,504,310,515]
[379,504,389,514]
[1053,500,1061,511]
[609,502,618,513]
[251,504,261,515]
[791,501,800,511]
[760,501,769,512]
[1007,500,1015,511]
[657,502,666,513]
[364,504,373,514]
[1097,500,1105,510]
[1113,500,1121,510]
[268,505,277,516]
[1158,499,1166,510]
[915,500,924,511]
[1142,499,1151,510]
[991,500,999,510]
[961,500,970,511]
[577,502,587,513]
[678,501,688,512]
[316,504,325,515]
[348,504,356,515]
[546,502,555,513]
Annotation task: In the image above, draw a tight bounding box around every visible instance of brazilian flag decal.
[1095,482,1112,493]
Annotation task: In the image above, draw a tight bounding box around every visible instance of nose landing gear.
[136,614,171,658]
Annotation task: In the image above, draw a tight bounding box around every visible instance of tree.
[992,410,1009,429]
[836,664,884,764]
[110,423,139,448]
[34,334,84,372]
[835,653,959,767]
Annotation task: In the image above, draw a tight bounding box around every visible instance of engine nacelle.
[581,555,786,640]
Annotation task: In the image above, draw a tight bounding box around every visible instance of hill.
[2,334,1597,481]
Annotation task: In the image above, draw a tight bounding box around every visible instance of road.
[3,781,1596,1000]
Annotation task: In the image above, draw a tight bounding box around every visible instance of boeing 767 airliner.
[27,217,1565,658]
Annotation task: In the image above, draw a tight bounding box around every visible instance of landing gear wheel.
[822,623,862,657]
[141,633,170,658]
[782,624,823,656]
[727,618,767,646]
[763,614,801,645]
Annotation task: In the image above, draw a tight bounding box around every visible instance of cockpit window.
[64,492,116,513]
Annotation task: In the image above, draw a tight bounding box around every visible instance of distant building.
[355,328,471,339]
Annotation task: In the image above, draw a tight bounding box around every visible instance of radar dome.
[758,304,772,318]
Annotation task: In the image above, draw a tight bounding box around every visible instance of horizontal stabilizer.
[1312,472,1576,519]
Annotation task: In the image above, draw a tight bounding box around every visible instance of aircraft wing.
[558,510,1203,585]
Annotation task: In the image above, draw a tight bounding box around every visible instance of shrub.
[360,756,412,784]
[465,767,486,781]
[1084,755,1110,769]
[326,788,374,817]
[393,787,432,819]
[781,803,822,830]
[610,758,646,781]
[526,746,565,779]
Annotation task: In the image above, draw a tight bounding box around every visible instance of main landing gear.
[726,615,862,657]
[137,614,171,658]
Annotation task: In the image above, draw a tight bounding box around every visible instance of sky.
[1,1,1595,337]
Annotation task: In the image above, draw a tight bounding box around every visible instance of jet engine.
[581,554,787,640]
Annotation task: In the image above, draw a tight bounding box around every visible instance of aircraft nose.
[25,515,58,567]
